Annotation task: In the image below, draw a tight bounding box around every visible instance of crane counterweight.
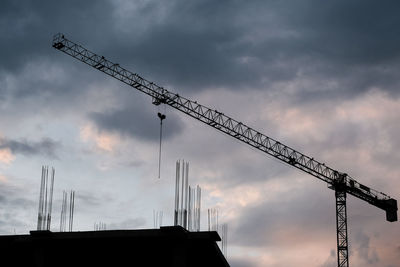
[384,199,398,222]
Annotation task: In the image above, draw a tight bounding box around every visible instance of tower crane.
[52,33,397,267]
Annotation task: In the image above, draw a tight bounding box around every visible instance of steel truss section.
[335,189,349,267]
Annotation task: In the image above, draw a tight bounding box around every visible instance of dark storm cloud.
[0,0,117,105]
[0,137,60,158]
[106,0,400,97]
[0,0,113,72]
[90,104,184,142]
[104,0,292,90]
[284,1,400,66]
[2,0,400,104]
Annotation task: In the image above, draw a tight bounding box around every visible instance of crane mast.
[52,33,397,267]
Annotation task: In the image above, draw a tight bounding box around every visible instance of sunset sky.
[1,1,399,266]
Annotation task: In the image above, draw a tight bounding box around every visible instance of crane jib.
[51,33,397,222]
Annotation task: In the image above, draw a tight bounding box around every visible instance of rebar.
[174,160,180,226]
[69,190,75,232]
[173,160,201,231]
[37,167,45,230]
[208,208,218,232]
[221,223,228,258]
[47,168,55,230]
[153,210,163,228]
[37,166,55,231]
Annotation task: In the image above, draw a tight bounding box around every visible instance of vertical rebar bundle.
[69,190,75,231]
[174,160,201,231]
[60,191,67,231]
[208,208,218,231]
[188,185,202,231]
[207,207,227,258]
[174,160,188,228]
[37,166,55,231]
[153,210,163,228]
[94,222,106,231]
[174,161,180,226]
[59,190,75,232]
[221,223,228,258]
[196,185,201,231]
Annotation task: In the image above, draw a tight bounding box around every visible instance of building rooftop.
[0,226,229,267]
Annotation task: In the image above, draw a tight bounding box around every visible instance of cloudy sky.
[1,0,400,266]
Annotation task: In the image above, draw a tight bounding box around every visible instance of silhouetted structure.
[0,226,229,267]
[52,33,398,267]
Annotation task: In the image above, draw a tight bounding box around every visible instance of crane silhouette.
[52,33,397,267]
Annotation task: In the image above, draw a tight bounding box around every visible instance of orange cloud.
[0,174,8,183]
[80,124,119,152]
[0,148,15,165]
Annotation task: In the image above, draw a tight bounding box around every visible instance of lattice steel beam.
[335,189,349,267]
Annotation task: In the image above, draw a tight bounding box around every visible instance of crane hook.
[158,112,166,121]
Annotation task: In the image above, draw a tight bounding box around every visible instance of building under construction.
[0,226,229,267]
